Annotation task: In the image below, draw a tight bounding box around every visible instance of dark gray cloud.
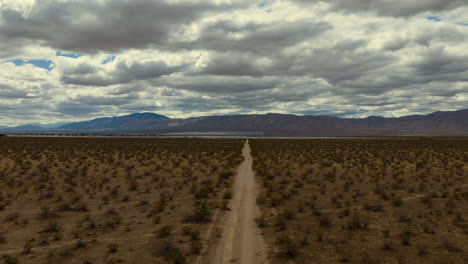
[183,19,332,55]
[61,60,184,86]
[292,0,466,17]
[411,47,468,78]
[0,0,239,54]
[55,102,105,117]
[0,84,31,98]
[196,52,272,77]
[74,94,139,106]
[159,76,278,94]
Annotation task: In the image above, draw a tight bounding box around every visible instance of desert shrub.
[103,215,122,229]
[423,224,435,234]
[270,195,283,207]
[220,200,230,211]
[107,243,119,253]
[363,203,384,212]
[74,240,86,249]
[382,229,390,238]
[154,240,186,264]
[218,170,233,179]
[182,226,200,240]
[312,207,322,216]
[344,213,369,231]
[39,206,56,219]
[417,245,428,256]
[5,213,19,222]
[191,240,203,255]
[22,241,33,254]
[274,214,287,231]
[256,193,267,204]
[337,207,350,218]
[441,240,463,253]
[276,235,299,258]
[392,197,403,207]
[47,247,74,261]
[2,255,19,264]
[41,220,61,233]
[339,253,351,263]
[382,240,393,251]
[399,230,413,245]
[222,191,232,199]
[138,199,149,207]
[398,214,412,223]
[319,214,333,228]
[360,253,378,264]
[194,183,213,200]
[157,225,173,238]
[184,202,211,223]
[254,215,267,228]
[282,209,296,220]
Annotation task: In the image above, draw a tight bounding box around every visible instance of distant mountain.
[0,122,68,131]
[0,125,45,133]
[59,112,169,130]
[2,109,468,136]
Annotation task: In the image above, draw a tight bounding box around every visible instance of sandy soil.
[211,140,268,264]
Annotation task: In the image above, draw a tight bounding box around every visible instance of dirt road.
[211,139,268,264]
[0,140,269,262]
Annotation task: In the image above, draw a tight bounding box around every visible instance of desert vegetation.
[251,139,468,264]
[0,137,243,263]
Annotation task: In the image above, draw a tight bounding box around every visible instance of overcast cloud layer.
[0,0,467,125]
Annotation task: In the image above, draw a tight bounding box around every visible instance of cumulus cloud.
[61,60,185,86]
[0,0,467,125]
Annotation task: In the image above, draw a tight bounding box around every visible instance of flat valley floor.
[0,137,467,263]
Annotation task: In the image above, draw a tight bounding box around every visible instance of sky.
[0,0,467,126]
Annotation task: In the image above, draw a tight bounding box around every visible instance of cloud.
[55,101,105,117]
[159,75,278,94]
[0,0,468,125]
[61,60,185,86]
[291,0,467,17]
[0,84,31,98]
[56,51,84,59]
[0,0,241,54]
[185,19,332,55]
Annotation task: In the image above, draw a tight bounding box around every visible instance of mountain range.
[1,109,468,136]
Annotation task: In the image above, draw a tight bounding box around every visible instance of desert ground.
[0,137,244,264]
[0,137,467,264]
[250,139,468,264]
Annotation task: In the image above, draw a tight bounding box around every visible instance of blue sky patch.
[427,16,442,22]
[56,51,84,58]
[6,59,55,71]
[257,1,272,12]
[102,55,116,64]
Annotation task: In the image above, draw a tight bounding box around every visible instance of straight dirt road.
[211,139,268,264]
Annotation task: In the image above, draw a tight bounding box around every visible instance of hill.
[2,109,468,136]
